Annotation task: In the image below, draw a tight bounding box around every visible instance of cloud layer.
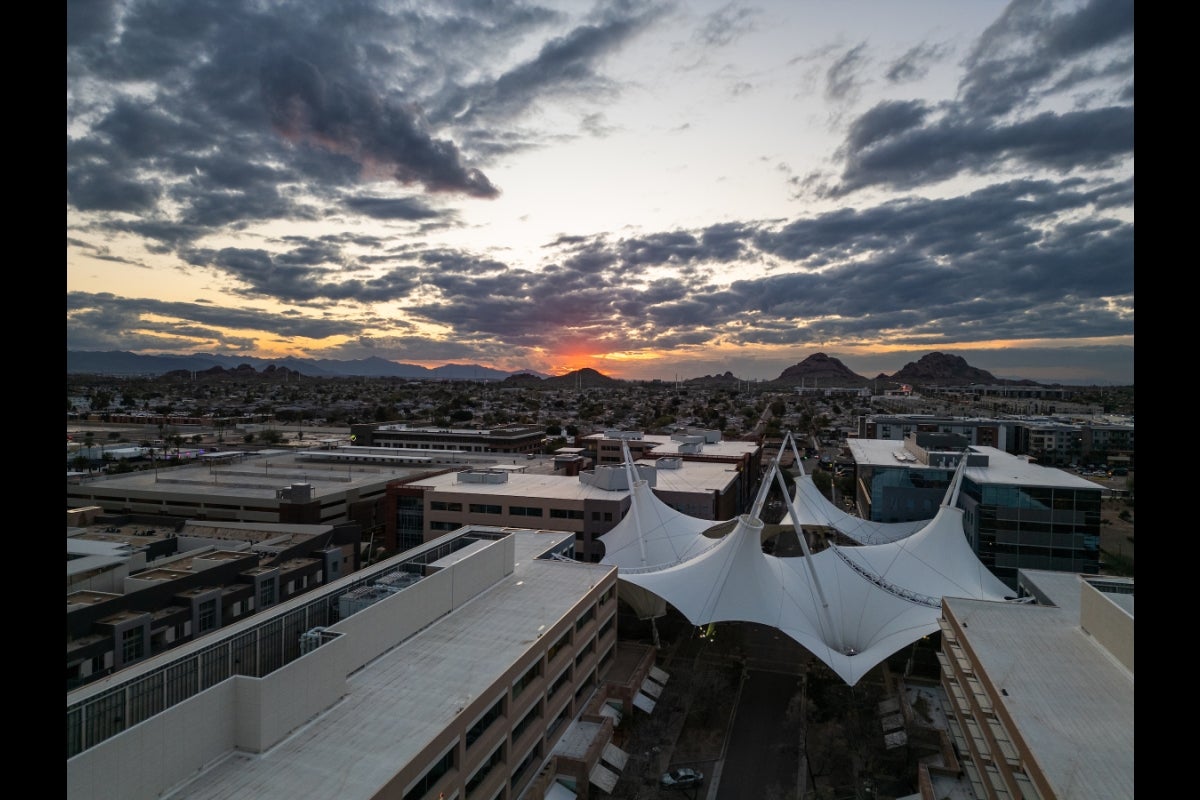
[67,0,1134,384]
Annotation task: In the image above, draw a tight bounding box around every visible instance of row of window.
[446,505,614,521]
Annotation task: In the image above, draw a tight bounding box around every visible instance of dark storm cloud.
[374,175,1127,355]
[259,53,499,198]
[182,246,422,304]
[959,0,1133,117]
[826,105,1131,195]
[66,291,361,353]
[344,197,443,221]
[812,0,1133,197]
[67,0,120,46]
[67,167,163,213]
[68,0,509,254]
[842,100,931,153]
[430,2,668,127]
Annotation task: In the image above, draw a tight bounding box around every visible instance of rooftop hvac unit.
[338,584,399,618]
[457,469,509,484]
[277,483,315,502]
[376,571,421,590]
[300,626,328,655]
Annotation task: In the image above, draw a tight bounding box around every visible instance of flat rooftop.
[943,571,1134,799]
[164,531,613,800]
[410,458,739,500]
[68,449,441,501]
[845,441,1101,489]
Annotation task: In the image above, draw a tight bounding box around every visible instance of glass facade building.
[957,478,1101,589]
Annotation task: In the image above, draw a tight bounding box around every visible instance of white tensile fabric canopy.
[789,469,927,544]
[601,435,1011,686]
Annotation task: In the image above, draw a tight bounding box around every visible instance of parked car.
[660,768,704,789]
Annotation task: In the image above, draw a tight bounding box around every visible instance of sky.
[66,0,1134,385]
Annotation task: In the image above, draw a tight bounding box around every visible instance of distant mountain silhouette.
[888,352,1001,386]
[68,349,1043,387]
[539,367,621,389]
[776,353,870,386]
[67,350,545,381]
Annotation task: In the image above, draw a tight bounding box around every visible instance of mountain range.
[67,349,1044,387]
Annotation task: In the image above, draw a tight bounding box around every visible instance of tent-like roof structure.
[789,463,926,544]
[601,433,1012,686]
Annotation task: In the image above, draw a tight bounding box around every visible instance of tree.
[811,469,833,497]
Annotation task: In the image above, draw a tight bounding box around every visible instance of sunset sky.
[67,0,1133,384]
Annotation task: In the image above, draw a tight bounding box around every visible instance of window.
[465,744,504,796]
[548,668,571,699]
[198,599,217,634]
[430,501,462,512]
[550,509,584,520]
[575,606,595,631]
[259,579,276,609]
[403,748,455,800]
[430,521,459,531]
[122,626,144,663]
[470,504,503,515]
[513,660,542,700]
[547,631,571,663]
[466,697,504,748]
[509,506,544,517]
[512,703,542,742]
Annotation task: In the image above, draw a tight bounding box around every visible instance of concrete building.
[855,412,1134,468]
[929,570,1133,799]
[857,414,1016,453]
[351,422,547,456]
[65,446,507,537]
[384,457,741,562]
[68,526,665,800]
[579,429,762,517]
[67,518,361,690]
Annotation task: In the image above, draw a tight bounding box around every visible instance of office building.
[384,457,742,561]
[351,422,547,456]
[67,518,361,690]
[855,412,1134,468]
[68,526,665,800]
[843,437,1102,588]
[579,429,762,517]
[930,570,1133,799]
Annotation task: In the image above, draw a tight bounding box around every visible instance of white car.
[660,768,704,789]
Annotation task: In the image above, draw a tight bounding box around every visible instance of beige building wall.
[1079,581,1134,674]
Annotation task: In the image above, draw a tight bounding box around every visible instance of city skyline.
[67,0,1134,385]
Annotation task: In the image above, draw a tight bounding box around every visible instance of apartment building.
[931,570,1133,799]
[68,526,663,800]
[67,519,361,690]
[856,412,1134,467]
